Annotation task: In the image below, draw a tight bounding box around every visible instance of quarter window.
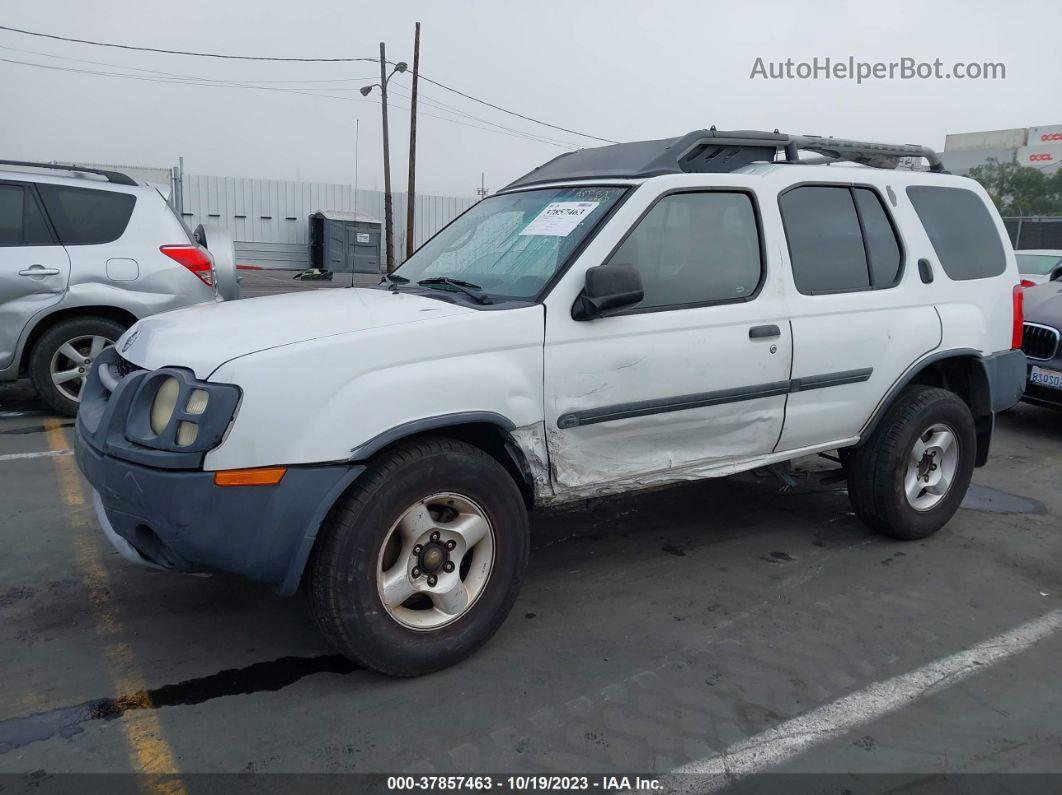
[605,191,762,310]
[906,186,1006,280]
[780,185,903,294]
[37,184,136,245]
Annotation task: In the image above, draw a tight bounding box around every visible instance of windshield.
[1016,254,1062,275]
[393,186,626,300]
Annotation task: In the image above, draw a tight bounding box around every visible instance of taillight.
[1012,284,1024,350]
[1020,279,1036,289]
[161,245,214,287]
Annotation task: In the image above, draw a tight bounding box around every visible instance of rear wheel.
[29,317,126,416]
[847,385,976,540]
[305,436,529,676]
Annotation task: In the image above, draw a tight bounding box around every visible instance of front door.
[543,189,793,496]
[0,182,70,369]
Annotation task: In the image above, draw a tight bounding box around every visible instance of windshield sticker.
[519,201,600,237]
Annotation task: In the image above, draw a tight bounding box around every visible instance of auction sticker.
[520,201,600,236]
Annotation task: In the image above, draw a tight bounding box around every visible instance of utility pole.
[476,172,489,199]
[405,22,421,260]
[379,41,395,272]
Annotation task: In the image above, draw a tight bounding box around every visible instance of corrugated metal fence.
[180,174,477,269]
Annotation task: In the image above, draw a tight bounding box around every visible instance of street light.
[362,50,408,272]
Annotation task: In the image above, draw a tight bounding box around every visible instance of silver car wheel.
[49,334,112,402]
[376,492,495,631]
[904,422,959,511]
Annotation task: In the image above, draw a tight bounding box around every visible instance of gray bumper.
[76,426,364,595]
[984,348,1028,412]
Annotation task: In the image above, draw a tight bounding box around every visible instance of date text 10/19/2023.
[386,775,663,791]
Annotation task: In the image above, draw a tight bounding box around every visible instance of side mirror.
[1051,266,1062,283]
[572,264,644,320]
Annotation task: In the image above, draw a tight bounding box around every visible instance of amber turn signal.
[214,466,287,487]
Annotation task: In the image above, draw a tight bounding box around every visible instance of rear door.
[0,181,70,369]
[775,182,941,452]
[543,188,794,495]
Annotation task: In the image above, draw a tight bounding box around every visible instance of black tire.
[305,436,530,677]
[29,316,127,417]
[847,385,976,540]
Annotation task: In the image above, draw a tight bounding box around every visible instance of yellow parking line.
[44,419,186,793]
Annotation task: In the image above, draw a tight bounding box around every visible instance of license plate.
[1030,366,1062,390]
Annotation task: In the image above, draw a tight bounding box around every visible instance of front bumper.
[76,425,364,594]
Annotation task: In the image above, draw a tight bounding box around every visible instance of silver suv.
[0,161,237,415]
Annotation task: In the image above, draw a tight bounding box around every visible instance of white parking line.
[668,607,1062,791]
[0,448,74,462]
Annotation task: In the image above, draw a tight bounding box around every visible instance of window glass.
[0,185,22,246]
[22,189,53,245]
[853,188,902,286]
[0,185,53,246]
[780,186,870,293]
[906,186,1006,280]
[394,186,625,300]
[605,191,762,310]
[1016,253,1062,276]
[37,185,136,245]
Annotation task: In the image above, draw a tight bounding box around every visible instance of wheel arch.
[281,414,538,596]
[348,412,538,510]
[857,349,994,466]
[18,305,138,376]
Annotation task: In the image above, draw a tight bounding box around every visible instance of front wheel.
[847,385,976,540]
[305,436,530,676]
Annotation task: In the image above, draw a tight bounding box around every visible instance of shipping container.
[1027,124,1062,146]
[944,128,1027,151]
[1016,145,1062,173]
[939,148,1016,175]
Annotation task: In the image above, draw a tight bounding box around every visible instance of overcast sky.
[1,0,1059,198]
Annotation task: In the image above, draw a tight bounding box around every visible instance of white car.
[76,130,1027,676]
[0,161,237,415]
[1016,249,1062,286]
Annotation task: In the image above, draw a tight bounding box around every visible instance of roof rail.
[502,128,947,190]
[0,159,138,186]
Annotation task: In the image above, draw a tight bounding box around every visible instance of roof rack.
[502,128,947,191]
[0,159,138,186]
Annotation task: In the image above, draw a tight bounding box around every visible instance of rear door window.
[906,186,1006,280]
[0,183,55,246]
[37,184,136,245]
[780,185,904,294]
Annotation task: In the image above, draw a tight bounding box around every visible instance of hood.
[116,288,474,378]
[1023,280,1062,324]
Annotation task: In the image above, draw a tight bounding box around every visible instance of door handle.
[749,324,781,340]
[19,266,61,277]
[918,258,934,284]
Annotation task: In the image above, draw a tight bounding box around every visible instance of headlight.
[150,377,180,435]
[124,368,241,462]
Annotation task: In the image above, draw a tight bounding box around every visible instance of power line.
[0,42,579,146]
[414,73,616,145]
[0,43,380,84]
[0,55,577,149]
[0,24,614,145]
[0,24,376,62]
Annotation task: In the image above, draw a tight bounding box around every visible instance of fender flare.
[347,411,517,461]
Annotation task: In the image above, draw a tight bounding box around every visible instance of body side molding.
[557,368,875,429]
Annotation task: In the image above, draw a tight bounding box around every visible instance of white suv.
[0,161,236,415]
[75,130,1027,676]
